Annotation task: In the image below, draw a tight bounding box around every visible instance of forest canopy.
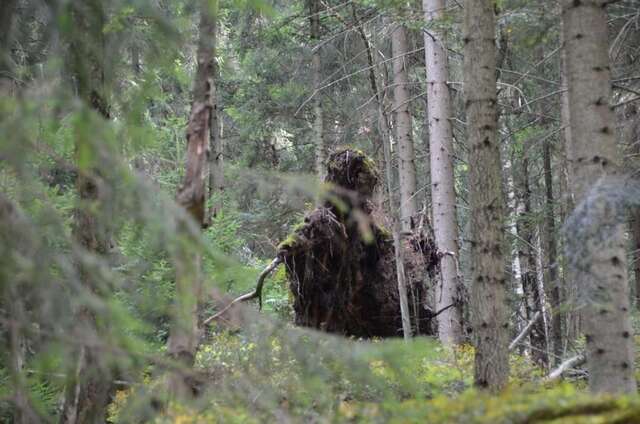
[2,0,640,423]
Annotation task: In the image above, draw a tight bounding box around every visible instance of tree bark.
[167,0,216,397]
[561,0,637,394]
[464,0,509,391]
[422,0,462,345]
[309,0,326,179]
[558,9,578,351]
[632,212,640,308]
[624,106,640,309]
[352,6,412,338]
[504,153,526,355]
[542,125,562,365]
[60,1,113,422]
[207,19,223,222]
[391,21,418,232]
[514,150,548,367]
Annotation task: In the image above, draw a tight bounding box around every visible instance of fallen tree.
[208,149,440,337]
[276,149,438,337]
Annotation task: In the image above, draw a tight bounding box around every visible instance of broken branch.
[544,354,586,382]
[203,256,282,326]
[509,311,542,351]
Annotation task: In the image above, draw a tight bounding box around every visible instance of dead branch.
[509,311,542,351]
[545,354,586,382]
[203,256,282,326]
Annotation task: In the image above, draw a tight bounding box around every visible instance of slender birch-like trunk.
[391,21,418,232]
[207,22,223,222]
[422,0,462,345]
[309,0,326,179]
[542,124,562,365]
[352,6,412,338]
[514,151,548,367]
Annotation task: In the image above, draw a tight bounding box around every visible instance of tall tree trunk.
[352,6,412,338]
[633,213,640,307]
[464,0,509,391]
[208,21,223,222]
[625,106,640,309]
[391,21,418,232]
[558,12,578,351]
[61,1,113,422]
[167,0,216,397]
[561,0,637,394]
[422,0,462,345]
[514,151,548,367]
[542,128,562,365]
[504,152,526,355]
[309,0,326,179]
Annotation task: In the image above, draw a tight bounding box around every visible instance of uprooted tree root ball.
[277,148,439,337]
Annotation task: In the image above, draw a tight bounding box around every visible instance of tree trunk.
[464,0,509,391]
[504,153,526,355]
[625,106,640,309]
[561,0,637,394]
[60,2,113,422]
[309,0,326,179]
[558,10,578,351]
[352,6,412,338]
[167,0,216,397]
[514,152,548,367]
[391,21,418,232]
[423,0,463,345]
[208,20,223,222]
[542,126,562,365]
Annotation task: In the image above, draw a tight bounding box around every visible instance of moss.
[360,154,379,179]
[325,148,379,196]
[277,221,307,251]
[375,224,392,241]
[277,233,300,251]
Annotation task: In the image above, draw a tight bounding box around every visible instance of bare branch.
[509,311,542,351]
[203,257,282,326]
[545,354,586,382]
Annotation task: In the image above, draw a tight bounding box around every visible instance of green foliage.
[105,328,640,423]
[3,0,640,422]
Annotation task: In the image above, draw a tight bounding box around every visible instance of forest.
[2,0,640,422]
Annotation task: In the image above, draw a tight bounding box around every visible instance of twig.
[431,303,455,319]
[203,257,282,325]
[509,311,542,351]
[544,354,586,382]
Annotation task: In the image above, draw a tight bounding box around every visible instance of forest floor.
[105,320,640,423]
